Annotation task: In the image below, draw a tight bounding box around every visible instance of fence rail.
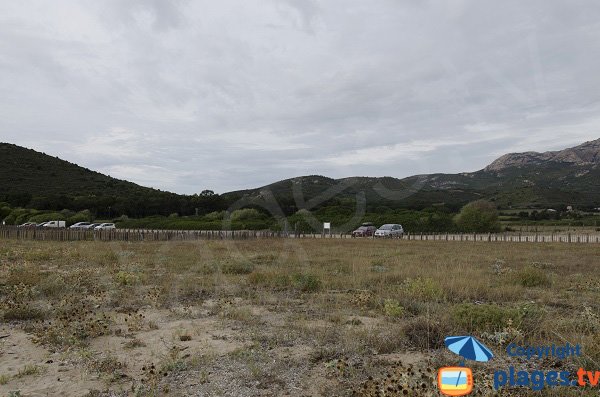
[0,226,599,243]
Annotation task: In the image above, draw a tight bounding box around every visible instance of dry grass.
[1,238,599,396]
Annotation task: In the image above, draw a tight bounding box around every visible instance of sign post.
[323,222,331,238]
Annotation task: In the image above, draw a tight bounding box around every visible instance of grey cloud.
[1,0,599,193]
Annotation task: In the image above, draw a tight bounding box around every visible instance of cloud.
[1,0,599,193]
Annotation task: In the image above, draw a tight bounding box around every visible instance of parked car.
[95,223,116,230]
[42,221,66,228]
[82,223,100,230]
[18,222,37,227]
[351,223,377,237]
[70,222,91,229]
[374,224,404,238]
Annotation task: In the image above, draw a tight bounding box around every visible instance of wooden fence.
[0,226,599,243]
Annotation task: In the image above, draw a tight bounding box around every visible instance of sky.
[1,0,600,194]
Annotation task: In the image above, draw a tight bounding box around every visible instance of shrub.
[204,211,225,221]
[403,317,449,349]
[222,261,254,275]
[114,271,140,286]
[455,200,500,233]
[3,306,45,321]
[510,266,551,288]
[402,277,445,301]
[68,210,92,225]
[292,273,321,292]
[230,208,261,221]
[0,205,11,220]
[383,299,404,318]
[248,271,291,288]
[452,303,521,333]
[28,212,66,223]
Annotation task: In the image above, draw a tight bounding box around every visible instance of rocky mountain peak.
[485,138,600,172]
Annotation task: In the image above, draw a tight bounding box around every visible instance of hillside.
[0,143,224,217]
[1,139,599,219]
[224,138,600,210]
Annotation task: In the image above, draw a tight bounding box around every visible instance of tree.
[455,200,501,232]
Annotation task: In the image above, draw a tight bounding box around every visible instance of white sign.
[323,222,331,229]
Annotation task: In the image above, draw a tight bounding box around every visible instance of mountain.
[1,139,599,217]
[485,139,600,171]
[224,138,600,210]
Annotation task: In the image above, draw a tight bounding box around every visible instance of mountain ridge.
[1,138,600,215]
[485,138,600,172]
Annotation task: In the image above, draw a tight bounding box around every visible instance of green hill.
[224,138,600,211]
[1,138,599,222]
[0,143,224,217]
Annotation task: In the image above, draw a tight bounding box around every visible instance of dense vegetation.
[0,143,227,218]
[1,142,599,233]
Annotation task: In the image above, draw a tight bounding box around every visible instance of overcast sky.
[1,1,600,194]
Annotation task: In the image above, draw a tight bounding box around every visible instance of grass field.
[1,239,599,396]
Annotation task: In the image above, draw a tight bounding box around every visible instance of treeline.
[0,190,227,219]
[1,197,503,233]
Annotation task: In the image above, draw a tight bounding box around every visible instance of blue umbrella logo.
[445,335,494,363]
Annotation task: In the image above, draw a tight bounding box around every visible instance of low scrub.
[291,273,321,292]
[510,266,552,288]
[248,271,291,289]
[2,306,45,321]
[451,303,522,333]
[403,316,449,350]
[222,261,254,275]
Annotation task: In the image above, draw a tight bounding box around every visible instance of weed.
[114,271,140,286]
[383,298,404,318]
[123,338,146,349]
[402,277,445,301]
[510,266,551,287]
[2,306,45,321]
[403,316,449,349]
[15,365,42,378]
[291,273,321,292]
[222,260,254,275]
[452,303,522,333]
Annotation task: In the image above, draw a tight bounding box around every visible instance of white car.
[374,224,404,238]
[42,221,66,228]
[70,222,91,229]
[94,223,116,230]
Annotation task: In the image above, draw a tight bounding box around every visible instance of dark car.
[351,223,377,237]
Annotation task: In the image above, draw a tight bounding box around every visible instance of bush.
[114,271,140,286]
[452,303,521,333]
[292,273,321,292]
[28,212,66,223]
[230,208,261,221]
[68,210,92,225]
[248,271,291,288]
[403,317,449,349]
[510,266,551,288]
[0,205,11,220]
[204,211,225,221]
[383,299,404,318]
[3,306,45,321]
[222,261,254,275]
[402,277,445,301]
[455,200,501,233]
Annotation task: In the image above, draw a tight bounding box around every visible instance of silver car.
[374,224,404,238]
[95,223,116,230]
